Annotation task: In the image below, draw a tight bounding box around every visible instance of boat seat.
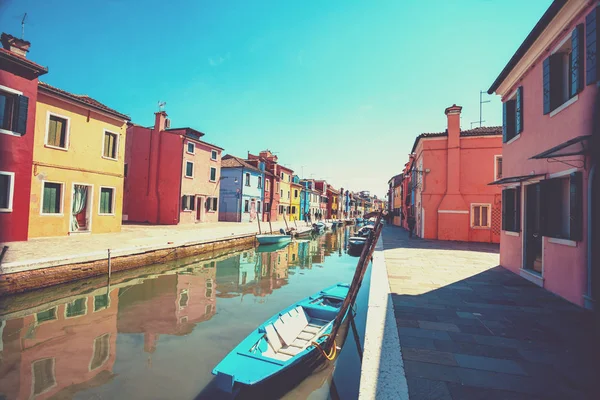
[265,324,283,353]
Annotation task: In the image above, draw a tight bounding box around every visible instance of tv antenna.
[158,101,166,111]
[478,90,491,127]
[21,13,27,39]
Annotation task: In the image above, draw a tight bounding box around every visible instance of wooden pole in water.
[107,249,112,278]
[257,213,262,234]
[268,211,273,234]
[283,211,290,231]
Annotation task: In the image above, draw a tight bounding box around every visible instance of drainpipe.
[586,161,596,310]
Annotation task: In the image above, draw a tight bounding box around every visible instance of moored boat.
[312,222,325,233]
[212,283,351,394]
[256,234,292,245]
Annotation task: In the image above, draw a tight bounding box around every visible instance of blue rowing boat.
[256,234,292,245]
[212,283,350,395]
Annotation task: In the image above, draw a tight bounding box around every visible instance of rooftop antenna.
[158,101,166,112]
[21,13,27,39]
[479,90,491,127]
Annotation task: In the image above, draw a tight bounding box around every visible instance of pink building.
[123,111,223,224]
[488,0,598,308]
[408,105,503,243]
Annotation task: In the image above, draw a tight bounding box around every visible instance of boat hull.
[256,234,292,245]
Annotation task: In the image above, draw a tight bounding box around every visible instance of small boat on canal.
[256,232,292,245]
[255,241,292,253]
[212,283,351,395]
[312,222,325,233]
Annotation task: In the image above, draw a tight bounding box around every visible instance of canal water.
[0,226,370,400]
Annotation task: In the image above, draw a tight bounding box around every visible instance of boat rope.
[311,334,337,361]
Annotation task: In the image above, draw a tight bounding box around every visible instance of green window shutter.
[210,168,216,181]
[501,190,507,230]
[515,86,523,134]
[14,95,28,135]
[186,162,193,177]
[0,174,9,209]
[190,196,195,211]
[100,188,113,214]
[47,117,58,146]
[543,57,551,114]
[502,102,507,142]
[569,172,583,241]
[43,183,61,214]
[515,187,521,232]
[182,195,187,210]
[571,24,584,97]
[587,6,599,85]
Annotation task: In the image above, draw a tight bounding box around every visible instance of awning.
[488,173,545,185]
[530,135,591,159]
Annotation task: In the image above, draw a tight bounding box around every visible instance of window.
[258,177,262,189]
[502,87,523,143]
[103,130,118,160]
[65,298,87,318]
[245,173,250,186]
[99,187,115,215]
[471,204,490,228]
[124,163,128,178]
[179,289,189,308]
[185,161,194,178]
[244,199,249,212]
[211,150,218,160]
[543,25,583,115]
[280,189,283,197]
[42,182,63,215]
[181,195,195,211]
[287,191,290,199]
[495,156,503,180]
[281,172,284,179]
[36,308,57,323]
[46,113,69,149]
[541,172,582,241]
[0,171,14,212]
[276,181,279,192]
[0,88,27,135]
[210,167,217,181]
[294,189,298,198]
[257,201,261,213]
[291,206,296,214]
[32,358,56,396]
[502,187,521,232]
[94,294,109,311]
[265,179,270,191]
[206,197,218,211]
[187,142,195,154]
[90,334,110,370]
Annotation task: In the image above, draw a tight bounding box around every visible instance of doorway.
[524,183,543,273]
[70,184,92,233]
[196,196,204,222]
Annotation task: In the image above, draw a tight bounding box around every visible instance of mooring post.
[107,249,112,278]
[268,212,273,234]
[257,214,262,234]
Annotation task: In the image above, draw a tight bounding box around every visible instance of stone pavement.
[0,219,309,269]
[382,226,600,400]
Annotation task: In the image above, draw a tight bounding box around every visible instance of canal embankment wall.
[0,221,315,296]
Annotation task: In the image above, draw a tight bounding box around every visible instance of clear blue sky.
[0,0,551,198]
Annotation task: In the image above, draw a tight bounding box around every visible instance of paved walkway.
[382,226,599,400]
[0,220,312,271]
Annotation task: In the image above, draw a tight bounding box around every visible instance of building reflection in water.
[0,228,350,399]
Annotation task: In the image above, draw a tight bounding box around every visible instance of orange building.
[408,105,503,243]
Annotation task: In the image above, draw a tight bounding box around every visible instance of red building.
[326,186,339,219]
[0,33,47,242]
[314,180,329,219]
[123,111,223,224]
[247,150,281,223]
[488,0,599,307]
[403,106,502,243]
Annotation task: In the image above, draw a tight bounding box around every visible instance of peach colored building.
[0,289,119,400]
[488,0,598,308]
[408,105,502,243]
[123,111,223,225]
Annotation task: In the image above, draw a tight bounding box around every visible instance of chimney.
[445,104,462,148]
[1,33,30,57]
[154,111,167,132]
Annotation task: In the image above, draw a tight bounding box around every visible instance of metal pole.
[257,212,262,234]
[268,210,273,234]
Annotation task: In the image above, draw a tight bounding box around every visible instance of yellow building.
[29,82,130,238]
[277,165,293,221]
[290,181,302,221]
